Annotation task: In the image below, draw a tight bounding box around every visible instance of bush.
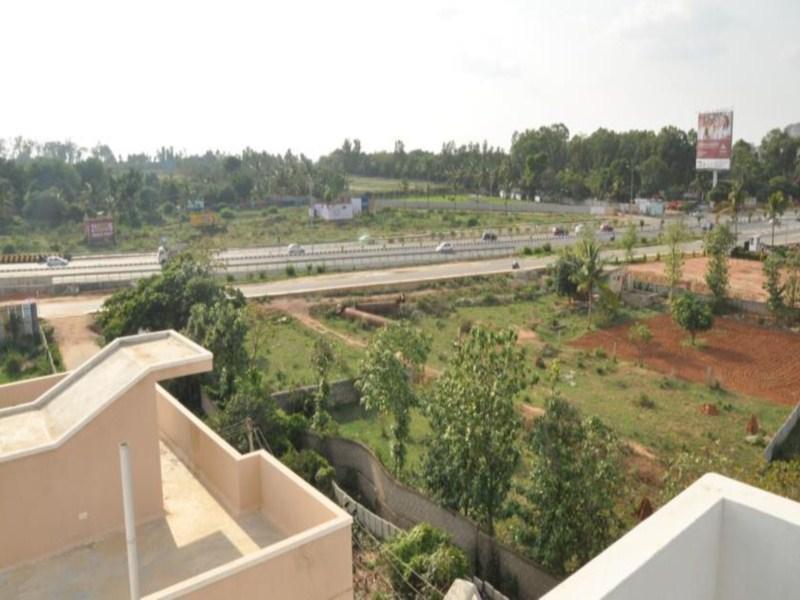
[466,216,479,227]
[522,246,534,256]
[220,207,235,220]
[316,265,326,274]
[542,242,552,253]
[383,523,468,599]
[635,393,656,409]
[285,265,296,277]
[280,449,335,496]
[4,352,23,376]
[2,243,15,254]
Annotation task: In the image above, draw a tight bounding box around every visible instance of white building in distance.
[308,197,366,221]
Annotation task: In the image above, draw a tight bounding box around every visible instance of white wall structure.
[543,473,800,600]
[309,198,364,221]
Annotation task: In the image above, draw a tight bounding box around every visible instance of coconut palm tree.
[766,190,788,246]
[571,236,605,328]
[725,182,745,240]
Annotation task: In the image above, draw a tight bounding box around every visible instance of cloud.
[460,55,522,80]
[605,0,735,62]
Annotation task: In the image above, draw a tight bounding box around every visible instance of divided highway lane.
[13,222,800,320]
[2,218,798,294]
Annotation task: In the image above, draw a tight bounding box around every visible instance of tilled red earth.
[573,314,800,406]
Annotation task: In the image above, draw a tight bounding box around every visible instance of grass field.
[315,281,792,502]
[347,176,448,195]
[247,308,363,392]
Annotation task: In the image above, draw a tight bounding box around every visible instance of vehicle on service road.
[574,224,585,234]
[358,234,375,245]
[551,226,568,236]
[287,243,306,256]
[481,231,498,241]
[436,241,455,254]
[46,256,69,268]
[600,223,614,232]
[157,246,168,265]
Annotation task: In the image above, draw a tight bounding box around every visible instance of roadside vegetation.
[0,318,62,384]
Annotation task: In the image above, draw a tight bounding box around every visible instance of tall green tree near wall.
[766,190,788,246]
[703,224,736,312]
[357,322,430,475]
[423,327,526,535]
[663,220,688,301]
[518,361,624,575]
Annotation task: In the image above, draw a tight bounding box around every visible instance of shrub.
[316,265,326,274]
[2,243,15,254]
[542,242,552,253]
[285,265,296,277]
[466,216,479,227]
[4,352,23,376]
[383,523,468,599]
[522,246,534,256]
[280,449,335,496]
[219,207,235,220]
[635,393,656,409]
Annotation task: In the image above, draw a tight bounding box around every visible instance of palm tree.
[766,190,788,246]
[725,182,744,240]
[572,237,605,328]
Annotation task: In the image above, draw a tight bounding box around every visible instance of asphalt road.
[14,218,800,320]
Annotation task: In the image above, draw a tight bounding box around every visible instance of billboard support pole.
[712,170,718,189]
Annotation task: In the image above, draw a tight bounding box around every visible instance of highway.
[3,213,797,297]
[10,218,800,320]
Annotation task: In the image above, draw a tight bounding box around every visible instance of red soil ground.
[573,314,800,406]
[626,257,769,302]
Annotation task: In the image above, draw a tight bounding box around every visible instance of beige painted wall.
[0,377,164,569]
[156,385,261,516]
[151,526,354,600]
[0,372,69,409]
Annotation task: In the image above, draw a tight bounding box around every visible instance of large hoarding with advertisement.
[696,110,733,170]
[84,216,115,243]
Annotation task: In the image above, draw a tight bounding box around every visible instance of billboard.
[84,216,115,243]
[696,110,733,171]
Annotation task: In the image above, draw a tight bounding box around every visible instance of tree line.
[1,125,797,232]
[321,125,799,202]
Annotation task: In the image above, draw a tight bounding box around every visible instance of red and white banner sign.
[696,110,733,171]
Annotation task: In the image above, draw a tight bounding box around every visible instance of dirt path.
[269,298,368,349]
[48,315,101,369]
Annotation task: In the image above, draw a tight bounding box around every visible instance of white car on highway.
[435,242,455,254]
[358,234,375,245]
[287,243,305,256]
[46,256,69,267]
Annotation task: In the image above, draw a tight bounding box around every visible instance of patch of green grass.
[249,313,363,391]
[330,402,430,473]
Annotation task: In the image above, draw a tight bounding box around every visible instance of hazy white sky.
[3,0,799,158]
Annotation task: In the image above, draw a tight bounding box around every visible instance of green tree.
[621,222,638,262]
[627,322,653,365]
[724,181,744,239]
[571,236,606,328]
[522,392,623,575]
[310,337,335,431]
[703,224,736,312]
[552,248,580,298]
[357,322,430,475]
[763,253,785,319]
[423,327,525,535]
[663,220,688,301]
[208,368,304,456]
[97,254,243,341]
[766,190,788,246]
[671,293,713,345]
[185,299,249,401]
